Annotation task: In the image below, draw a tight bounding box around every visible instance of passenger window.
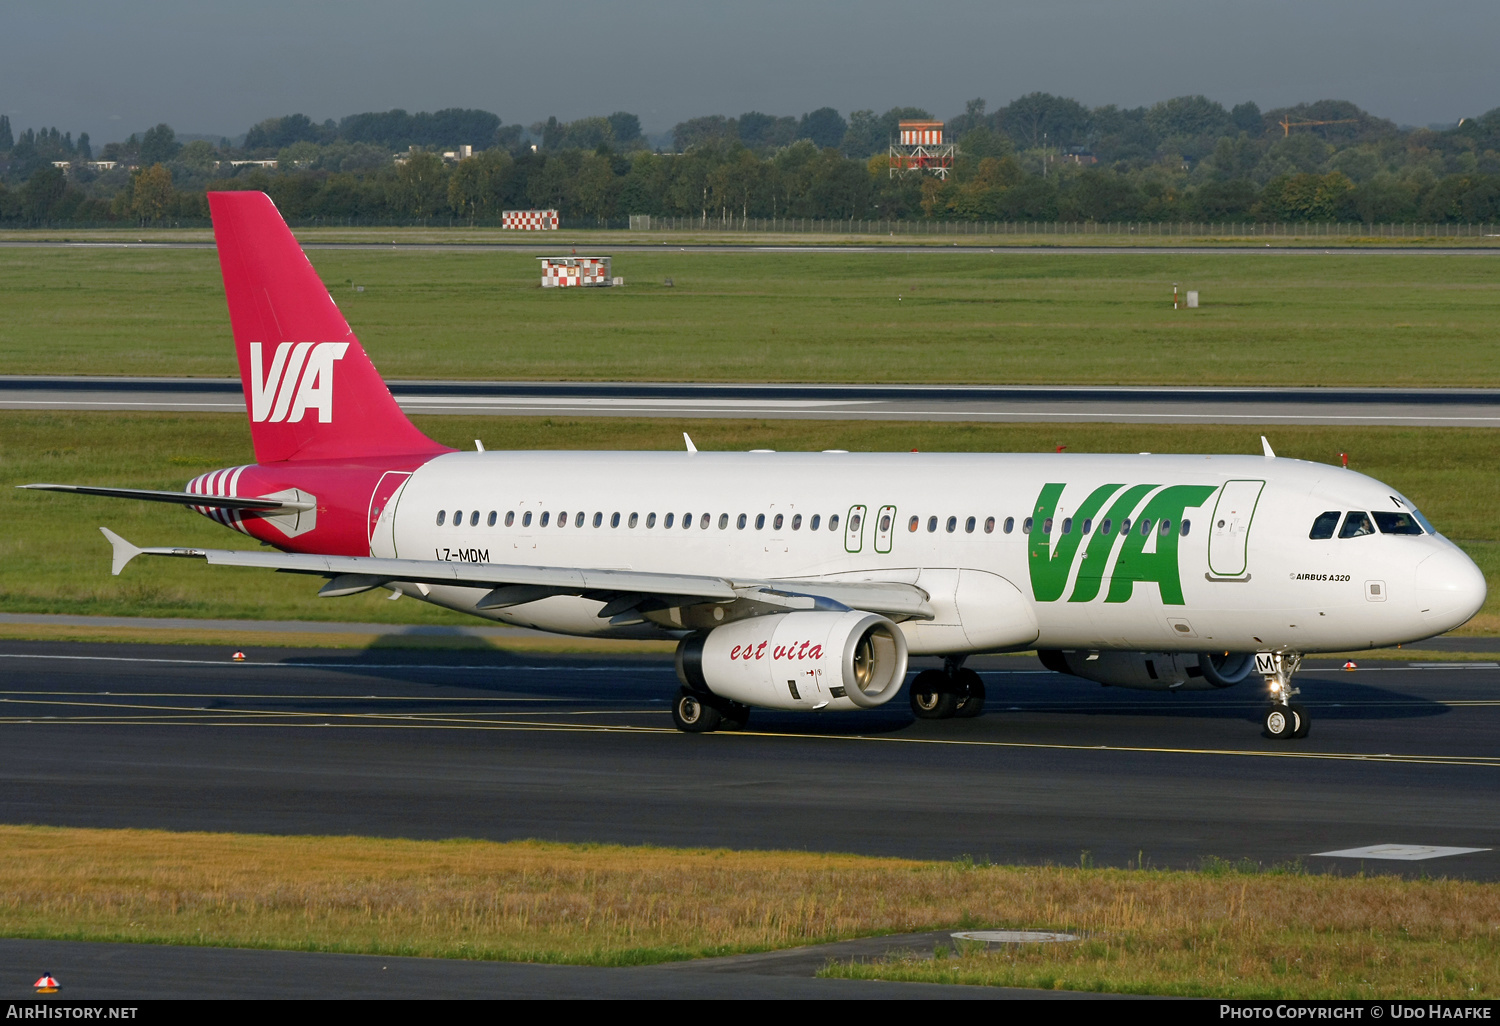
[664,513,674,529]
[1061,517,1072,535]
[505,511,515,527]
[1042,518,1053,535]
[1181,519,1191,536]
[737,513,747,529]
[984,516,995,534]
[719,513,729,530]
[557,511,567,527]
[646,512,656,528]
[756,514,765,530]
[1373,511,1424,535]
[576,511,585,528]
[628,513,639,528]
[522,511,532,528]
[593,512,603,528]
[1100,518,1112,535]
[1120,518,1131,534]
[1158,519,1171,536]
[1139,518,1152,535]
[539,511,550,528]
[683,513,693,530]
[908,516,920,532]
[454,510,463,526]
[879,513,890,532]
[1022,517,1033,534]
[774,513,784,530]
[487,511,497,527]
[469,511,478,527]
[850,513,862,531]
[1081,518,1092,535]
[927,516,938,533]
[829,514,839,532]
[1339,512,1375,539]
[1308,511,1341,540]
[792,514,802,530]
[946,516,957,533]
[1003,517,1014,534]
[810,514,821,531]
[436,510,446,526]
[966,516,976,534]
[611,512,621,528]
[697,513,707,529]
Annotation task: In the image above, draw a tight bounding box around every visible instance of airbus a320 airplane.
[24,192,1486,739]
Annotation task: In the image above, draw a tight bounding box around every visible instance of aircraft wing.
[99,528,934,622]
[21,484,314,512]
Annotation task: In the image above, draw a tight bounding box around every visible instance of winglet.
[1261,436,1276,459]
[99,527,143,576]
[683,432,698,454]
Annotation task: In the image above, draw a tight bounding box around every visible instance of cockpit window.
[1338,511,1375,539]
[1372,511,1424,535]
[1308,511,1341,540]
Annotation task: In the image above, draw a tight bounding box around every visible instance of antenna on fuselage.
[683,432,698,454]
[1261,436,1276,459]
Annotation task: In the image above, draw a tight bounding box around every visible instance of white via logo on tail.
[248,341,350,423]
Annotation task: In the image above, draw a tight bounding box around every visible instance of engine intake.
[677,610,909,711]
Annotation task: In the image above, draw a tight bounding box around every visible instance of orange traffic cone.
[34,973,59,993]
[1343,660,1357,670]
[231,651,246,662]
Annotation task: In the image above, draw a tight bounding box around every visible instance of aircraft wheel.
[1289,703,1310,739]
[953,668,986,719]
[1263,705,1297,740]
[673,687,723,733]
[910,669,958,719]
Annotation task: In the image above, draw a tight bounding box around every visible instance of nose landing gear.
[909,656,987,720]
[1259,651,1309,739]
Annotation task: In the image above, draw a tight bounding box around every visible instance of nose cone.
[1415,546,1487,632]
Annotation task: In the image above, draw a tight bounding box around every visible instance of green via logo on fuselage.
[1028,483,1218,604]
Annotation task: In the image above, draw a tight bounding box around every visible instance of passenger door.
[1208,479,1265,578]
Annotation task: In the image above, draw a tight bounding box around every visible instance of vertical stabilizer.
[208,191,449,463]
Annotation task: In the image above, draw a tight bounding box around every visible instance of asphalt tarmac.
[1,640,1495,877]
[2,639,1495,998]
[7,377,1500,426]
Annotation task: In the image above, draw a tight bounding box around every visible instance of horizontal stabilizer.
[19,483,314,512]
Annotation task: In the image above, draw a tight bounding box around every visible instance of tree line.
[3,96,1500,227]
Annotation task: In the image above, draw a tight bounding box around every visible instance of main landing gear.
[1260,651,1309,740]
[909,656,986,720]
[672,686,750,734]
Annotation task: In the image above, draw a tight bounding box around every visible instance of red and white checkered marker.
[34,973,59,992]
[1343,661,1357,670]
[232,651,246,662]
[502,209,558,230]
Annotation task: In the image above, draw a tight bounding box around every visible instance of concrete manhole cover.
[951,930,1080,944]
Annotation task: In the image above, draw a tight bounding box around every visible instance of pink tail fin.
[208,191,449,464]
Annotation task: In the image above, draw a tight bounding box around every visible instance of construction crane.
[1278,117,1359,137]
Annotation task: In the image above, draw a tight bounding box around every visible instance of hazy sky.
[5,1,1496,144]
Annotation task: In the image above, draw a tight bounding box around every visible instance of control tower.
[889,120,955,179]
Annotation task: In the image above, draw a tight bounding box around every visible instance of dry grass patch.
[0,826,1496,996]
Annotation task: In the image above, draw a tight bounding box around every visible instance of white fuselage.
[371,450,1485,655]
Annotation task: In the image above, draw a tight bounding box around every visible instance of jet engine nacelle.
[676,610,909,712]
[1037,649,1258,691]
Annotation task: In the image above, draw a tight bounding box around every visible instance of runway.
[6,377,1500,426]
[2,640,1495,879]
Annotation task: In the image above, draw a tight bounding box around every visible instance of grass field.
[3,247,1499,384]
[1,825,1493,997]
[3,411,1498,633]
